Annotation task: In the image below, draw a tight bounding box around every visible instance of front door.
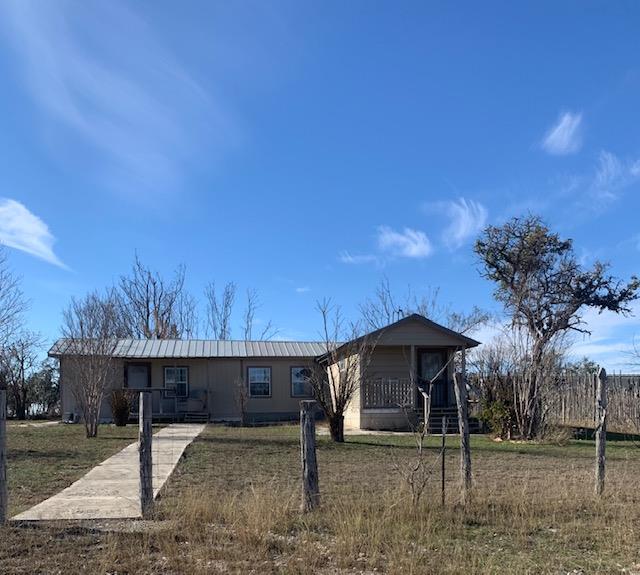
[126,364,150,390]
[126,364,150,414]
[419,350,448,408]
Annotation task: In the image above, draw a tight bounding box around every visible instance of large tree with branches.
[0,330,43,420]
[475,215,639,438]
[62,291,123,438]
[359,277,488,335]
[307,299,377,442]
[204,281,236,340]
[0,247,26,345]
[117,255,197,339]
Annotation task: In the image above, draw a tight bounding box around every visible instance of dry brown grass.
[3,424,640,574]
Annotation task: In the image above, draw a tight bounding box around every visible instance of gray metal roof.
[49,338,328,359]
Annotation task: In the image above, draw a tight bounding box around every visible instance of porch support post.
[461,346,466,386]
[410,345,417,408]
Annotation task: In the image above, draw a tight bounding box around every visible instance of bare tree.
[233,376,250,426]
[204,281,236,340]
[393,418,435,506]
[0,247,26,345]
[175,292,198,339]
[117,255,194,339]
[360,277,488,335]
[308,299,376,442]
[475,216,638,438]
[468,335,516,438]
[241,288,278,341]
[395,353,455,506]
[28,358,59,418]
[0,331,43,420]
[61,291,121,438]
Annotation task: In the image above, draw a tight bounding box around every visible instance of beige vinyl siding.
[368,345,455,383]
[59,357,124,421]
[327,352,361,429]
[59,356,317,423]
[366,346,413,381]
[375,316,468,347]
[208,359,243,419]
[242,358,315,416]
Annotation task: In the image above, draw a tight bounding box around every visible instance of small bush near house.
[109,390,134,426]
[479,399,512,439]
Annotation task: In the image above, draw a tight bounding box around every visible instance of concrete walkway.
[13,423,205,521]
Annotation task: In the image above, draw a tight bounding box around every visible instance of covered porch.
[339,314,481,432]
[356,345,462,431]
[123,361,209,423]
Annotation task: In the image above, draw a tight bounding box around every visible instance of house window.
[291,367,312,397]
[164,367,188,398]
[248,367,271,397]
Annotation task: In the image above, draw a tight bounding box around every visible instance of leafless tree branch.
[204,281,236,340]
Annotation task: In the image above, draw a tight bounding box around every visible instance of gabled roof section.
[316,313,481,363]
[49,338,328,359]
[365,313,481,348]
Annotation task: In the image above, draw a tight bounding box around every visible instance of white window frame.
[164,366,189,398]
[248,366,271,398]
[291,366,312,398]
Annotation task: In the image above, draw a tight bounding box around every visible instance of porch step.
[183,412,209,424]
[418,408,481,434]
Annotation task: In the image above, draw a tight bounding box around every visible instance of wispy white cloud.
[295,286,310,293]
[338,251,379,265]
[541,111,583,155]
[339,224,432,266]
[0,199,66,268]
[377,226,432,258]
[0,1,236,196]
[439,198,488,250]
[589,150,640,205]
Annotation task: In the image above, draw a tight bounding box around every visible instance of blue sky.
[0,1,639,368]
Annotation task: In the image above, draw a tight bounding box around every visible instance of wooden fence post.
[139,390,153,518]
[595,367,607,496]
[0,384,7,524]
[441,415,447,507]
[454,349,472,504]
[300,400,320,512]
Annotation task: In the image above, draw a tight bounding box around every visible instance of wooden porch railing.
[362,378,415,409]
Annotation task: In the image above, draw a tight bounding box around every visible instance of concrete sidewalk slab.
[12,423,205,521]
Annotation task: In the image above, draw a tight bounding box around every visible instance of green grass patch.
[6,422,158,515]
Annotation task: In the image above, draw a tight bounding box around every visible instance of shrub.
[539,424,573,445]
[479,399,512,439]
[109,389,134,426]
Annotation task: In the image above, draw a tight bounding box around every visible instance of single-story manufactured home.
[49,314,480,431]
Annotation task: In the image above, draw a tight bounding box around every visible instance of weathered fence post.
[453,348,472,504]
[0,383,7,524]
[441,415,447,507]
[300,400,320,512]
[595,367,607,496]
[139,390,153,518]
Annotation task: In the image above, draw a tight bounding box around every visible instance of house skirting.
[360,408,417,431]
